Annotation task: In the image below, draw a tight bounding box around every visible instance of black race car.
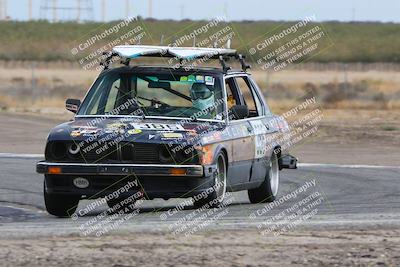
[36,45,295,217]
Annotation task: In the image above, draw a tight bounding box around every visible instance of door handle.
[246,126,252,133]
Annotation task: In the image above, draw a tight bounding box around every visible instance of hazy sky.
[5,0,400,22]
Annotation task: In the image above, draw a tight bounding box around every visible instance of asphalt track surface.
[0,154,399,238]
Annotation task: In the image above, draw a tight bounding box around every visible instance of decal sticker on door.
[250,121,268,159]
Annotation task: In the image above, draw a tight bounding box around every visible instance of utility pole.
[76,0,80,22]
[28,0,32,20]
[148,0,152,18]
[180,4,184,20]
[0,0,3,20]
[125,0,129,18]
[52,0,57,22]
[101,0,106,21]
[223,2,228,18]
[0,0,7,20]
[3,0,6,19]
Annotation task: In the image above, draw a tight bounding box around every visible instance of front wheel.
[248,152,280,203]
[193,152,227,208]
[44,181,80,217]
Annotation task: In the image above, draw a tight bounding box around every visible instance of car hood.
[48,117,226,145]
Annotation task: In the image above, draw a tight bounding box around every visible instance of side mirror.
[66,99,81,113]
[230,105,249,120]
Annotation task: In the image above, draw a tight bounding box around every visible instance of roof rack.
[100,45,251,73]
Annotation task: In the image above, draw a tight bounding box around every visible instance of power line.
[40,0,93,22]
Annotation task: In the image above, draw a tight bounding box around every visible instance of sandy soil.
[290,109,400,165]
[0,228,399,266]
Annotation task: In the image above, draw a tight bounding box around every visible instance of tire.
[193,152,227,208]
[248,152,280,203]
[43,181,80,217]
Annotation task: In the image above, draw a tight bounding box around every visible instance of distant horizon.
[1,0,399,23]
[1,18,399,25]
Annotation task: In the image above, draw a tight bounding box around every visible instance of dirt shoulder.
[0,228,399,266]
[0,109,399,165]
[0,112,68,154]
[289,109,400,166]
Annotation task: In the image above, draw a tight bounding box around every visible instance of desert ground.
[1,228,399,267]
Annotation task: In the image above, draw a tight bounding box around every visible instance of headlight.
[49,142,67,160]
[159,145,173,163]
[159,145,197,164]
[68,143,80,155]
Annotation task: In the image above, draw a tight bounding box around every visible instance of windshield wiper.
[137,95,170,107]
[129,98,146,119]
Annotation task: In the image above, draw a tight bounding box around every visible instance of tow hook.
[280,154,298,169]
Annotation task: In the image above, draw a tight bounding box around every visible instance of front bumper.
[37,161,217,199]
[36,161,205,177]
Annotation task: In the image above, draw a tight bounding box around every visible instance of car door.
[225,76,255,186]
[234,75,276,183]
[247,75,280,162]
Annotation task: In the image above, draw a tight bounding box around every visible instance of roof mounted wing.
[101,45,251,73]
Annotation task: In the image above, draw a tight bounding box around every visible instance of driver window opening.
[235,76,259,118]
[225,78,242,120]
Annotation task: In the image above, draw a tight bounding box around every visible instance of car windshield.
[77,70,224,120]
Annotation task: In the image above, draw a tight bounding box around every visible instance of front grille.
[120,142,159,163]
[46,141,199,164]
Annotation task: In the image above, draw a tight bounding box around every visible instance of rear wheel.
[248,152,280,203]
[193,152,227,208]
[43,181,80,217]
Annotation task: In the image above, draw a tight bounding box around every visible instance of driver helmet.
[190,83,215,111]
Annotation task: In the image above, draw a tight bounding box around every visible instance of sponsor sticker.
[130,122,185,131]
[161,132,183,139]
[127,129,142,135]
[80,127,100,136]
[250,121,269,158]
[205,76,215,86]
[195,75,204,82]
[70,130,81,137]
[107,123,126,130]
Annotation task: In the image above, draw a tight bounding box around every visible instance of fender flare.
[212,144,229,166]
